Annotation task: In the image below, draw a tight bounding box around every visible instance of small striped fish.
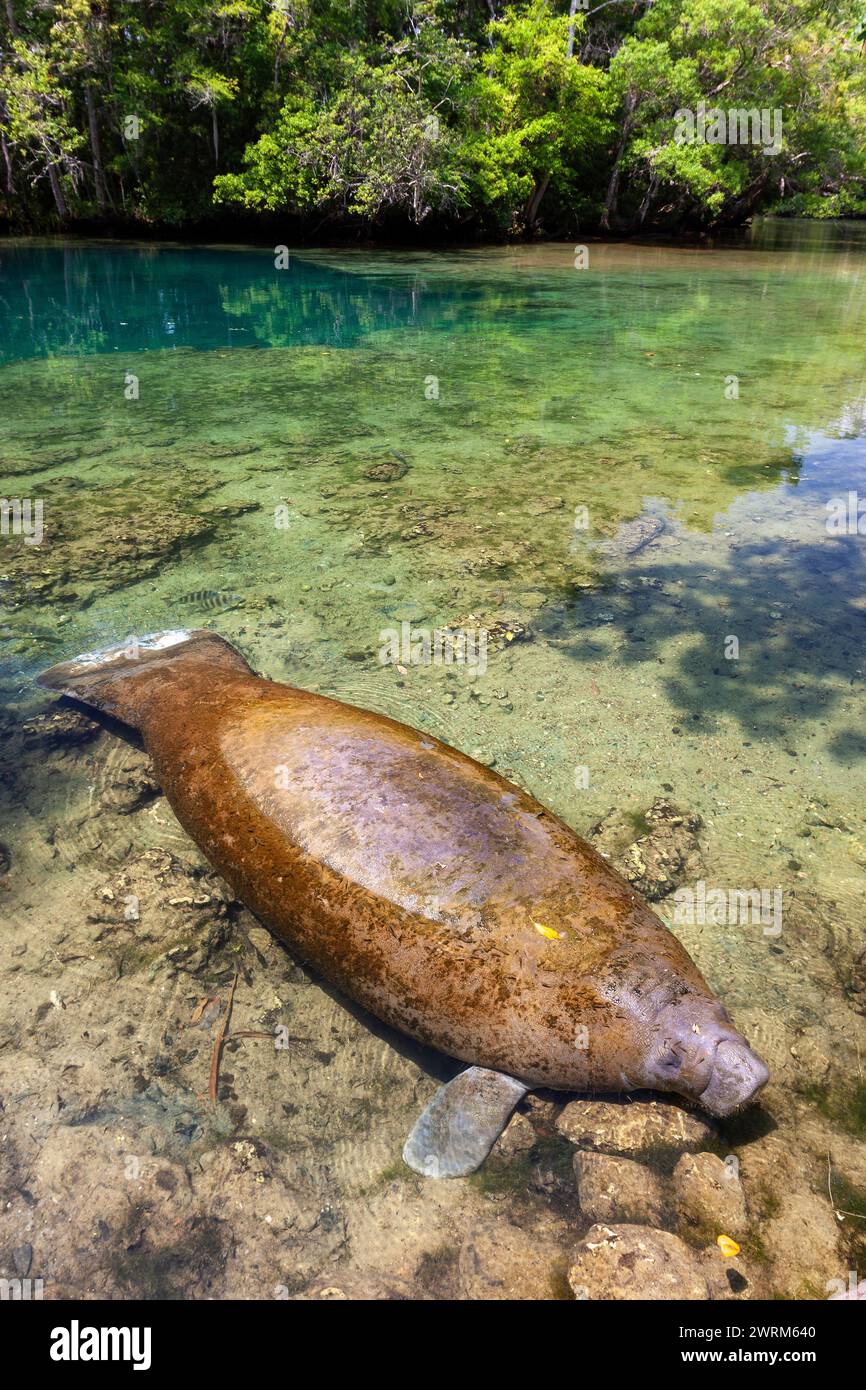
[178,589,244,613]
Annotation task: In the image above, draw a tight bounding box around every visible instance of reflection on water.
[1,220,865,1301]
[0,240,475,360]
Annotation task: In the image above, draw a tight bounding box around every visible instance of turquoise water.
[0,241,438,360]
[1,222,866,1299]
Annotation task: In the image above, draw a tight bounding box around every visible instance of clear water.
[2,223,865,1299]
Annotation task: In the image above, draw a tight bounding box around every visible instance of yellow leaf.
[533,922,560,940]
[717,1235,740,1257]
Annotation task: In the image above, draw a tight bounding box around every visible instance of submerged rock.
[557,1097,717,1157]
[439,615,531,653]
[574,1150,666,1225]
[459,1218,569,1300]
[525,496,565,517]
[493,1111,536,1158]
[762,1191,841,1299]
[86,848,239,977]
[0,473,260,613]
[597,514,666,561]
[588,798,703,901]
[363,455,409,482]
[850,947,866,1005]
[672,1151,748,1239]
[568,1223,710,1300]
[21,707,102,749]
[297,1272,415,1300]
[101,748,163,816]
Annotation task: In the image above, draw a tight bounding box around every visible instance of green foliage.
[214,26,474,224]
[603,0,866,227]
[463,2,611,228]
[1,37,84,215]
[1,0,865,233]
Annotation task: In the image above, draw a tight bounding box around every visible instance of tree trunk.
[84,84,108,210]
[600,95,636,230]
[0,94,14,196]
[566,0,580,59]
[4,0,20,39]
[600,162,622,230]
[724,170,770,224]
[1,132,14,195]
[636,173,659,227]
[212,105,219,166]
[485,0,497,49]
[525,173,550,228]
[273,16,290,90]
[47,162,68,219]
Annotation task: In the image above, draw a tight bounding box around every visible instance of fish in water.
[177,589,244,613]
[37,630,769,1178]
[570,513,666,563]
[597,514,665,560]
[363,447,410,482]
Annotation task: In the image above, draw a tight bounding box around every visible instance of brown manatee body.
[38,629,768,1174]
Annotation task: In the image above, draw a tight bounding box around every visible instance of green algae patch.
[801,1080,866,1139]
[107,1209,233,1300]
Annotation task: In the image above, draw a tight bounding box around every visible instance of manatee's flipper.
[403,1066,530,1178]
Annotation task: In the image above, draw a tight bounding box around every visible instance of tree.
[1,35,84,217]
[0,0,864,232]
[214,3,474,225]
[600,0,866,229]
[465,0,611,231]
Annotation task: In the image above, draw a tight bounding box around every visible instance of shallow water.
[1,222,865,1300]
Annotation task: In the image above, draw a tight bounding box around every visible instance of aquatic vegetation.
[414,1243,461,1298]
[802,1080,866,1139]
[831,1172,866,1269]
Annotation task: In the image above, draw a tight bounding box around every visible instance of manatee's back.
[221,693,583,921]
[165,672,710,1088]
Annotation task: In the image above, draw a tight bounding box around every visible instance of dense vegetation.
[2,0,866,238]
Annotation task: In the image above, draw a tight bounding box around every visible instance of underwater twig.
[828,1152,838,1216]
[208,972,238,1103]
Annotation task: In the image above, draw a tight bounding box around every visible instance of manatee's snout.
[697,1039,769,1117]
[639,999,769,1116]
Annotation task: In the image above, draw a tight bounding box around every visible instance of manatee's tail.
[37,628,252,730]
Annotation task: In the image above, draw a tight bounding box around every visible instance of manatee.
[37,629,769,1177]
